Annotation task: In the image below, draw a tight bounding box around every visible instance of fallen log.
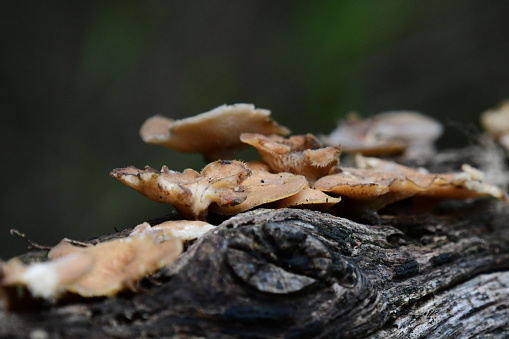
[1,194,508,338]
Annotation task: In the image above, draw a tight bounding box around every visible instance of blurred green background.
[1,1,509,258]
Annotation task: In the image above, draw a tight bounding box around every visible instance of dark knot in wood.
[225,222,359,294]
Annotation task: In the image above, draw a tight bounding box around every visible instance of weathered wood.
[1,197,508,338]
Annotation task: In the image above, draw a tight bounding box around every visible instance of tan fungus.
[209,169,308,215]
[241,133,341,183]
[481,100,509,151]
[313,167,425,211]
[356,155,507,201]
[271,187,341,209]
[129,220,215,242]
[111,160,308,219]
[321,111,443,158]
[1,227,184,299]
[140,103,290,161]
[110,160,252,220]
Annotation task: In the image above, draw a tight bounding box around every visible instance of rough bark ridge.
[1,152,509,338]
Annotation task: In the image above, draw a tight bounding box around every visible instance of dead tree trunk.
[1,150,509,338]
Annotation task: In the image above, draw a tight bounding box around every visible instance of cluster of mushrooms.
[1,103,508,304]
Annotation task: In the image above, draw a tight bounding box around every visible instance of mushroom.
[129,220,215,242]
[480,100,509,150]
[313,167,426,211]
[321,111,443,158]
[209,169,308,215]
[110,160,252,220]
[245,160,272,172]
[355,155,508,201]
[271,187,341,209]
[140,103,290,161]
[111,160,308,219]
[241,133,341,183]
[1,229,183,299]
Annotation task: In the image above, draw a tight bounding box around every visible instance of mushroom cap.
[480,100,509,137]
[241,133,341,183]
[210,169,308,215]
[49,235,183,297]
[271,187,341,209]
[367,111,443,142]
[129,220,215,242]
[110,160,252,220]
[245,160,272,172]
[355,155,508,202]
[417,164,508,201]
[321,111,442,157]
[313,167,426,211]
[140,104,290,161]
[2,230,184,299]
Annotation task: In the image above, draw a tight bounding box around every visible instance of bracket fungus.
[313,155,506,213]
[3,101,509,311]
[0,220,216,301]
[321,111,443,158]
[129,220,215,242]
[270,187,341,209]
[140,103,290,161]
[1,225,185,299]
[241,133,341,183]
[110,160,252,220]
[111,160,308,220]
[312,167,426,212]
[481,100,509,150]
[208,169,308,215]
[356,155,508,201]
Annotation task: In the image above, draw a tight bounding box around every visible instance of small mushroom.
[210,169,308,215]
[140,103,290,161]
[241,133,341,183]
[245,160,272,172]
[271,187,341,209]
[321,111,443,158]
[1,230,183,299]
[129,220,215,242]
[313,167,425,211]
[480,100,509,150]
[110,160,252,220]
[111,160,309,219]
[356,155,508,201]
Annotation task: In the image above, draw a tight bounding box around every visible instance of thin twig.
[9,229,52,251]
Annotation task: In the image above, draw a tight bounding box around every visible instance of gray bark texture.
[1,148,509,338]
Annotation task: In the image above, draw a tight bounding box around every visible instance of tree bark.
[1,151,509,338]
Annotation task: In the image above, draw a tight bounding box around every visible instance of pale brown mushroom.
[1,254,94,299]
[129,220,215,242]
[245,160,272,172]
[140,103,290,161]
[356,155,507,201]
[111,160,309,219]
[110,160,252,220]
[209,169,308,215]
[321,111,443,158]
[240,133,341,183]
[1,229,183,299]
[271,187,341,209]
[313,167,426,211]
[480,100,509,150]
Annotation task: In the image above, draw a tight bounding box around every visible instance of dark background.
[2,1,509,258]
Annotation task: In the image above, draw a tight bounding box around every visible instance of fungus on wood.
[241,133,341,183]
[481,100,509,151]
[1,103,509,338]
[321,111,443,158]
[140,103,290,161]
